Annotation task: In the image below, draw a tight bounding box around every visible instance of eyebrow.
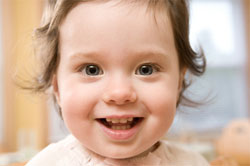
[69,52,101,60]
[69,49,171,62]
[131,50,170,61]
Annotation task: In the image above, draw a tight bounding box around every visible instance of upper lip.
[95,114,144,119]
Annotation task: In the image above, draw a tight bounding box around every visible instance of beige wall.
[244,0,250,116]
[1,0,47,152]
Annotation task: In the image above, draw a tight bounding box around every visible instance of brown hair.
[30,0,206,112]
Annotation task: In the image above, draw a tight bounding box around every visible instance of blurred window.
[172,0,248,134]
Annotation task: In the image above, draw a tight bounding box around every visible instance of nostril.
[109,99,115,103]
[102,91,137,105]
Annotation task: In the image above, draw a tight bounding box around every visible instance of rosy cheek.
[60,85,86,114]
[60,83,101,117]
[138,82,178,111]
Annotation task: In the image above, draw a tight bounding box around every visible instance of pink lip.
[104,115,142,119]
[97,119,143,141]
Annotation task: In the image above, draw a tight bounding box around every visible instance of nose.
[102,76,137,105]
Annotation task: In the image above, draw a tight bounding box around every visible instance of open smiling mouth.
[96,117,144,130]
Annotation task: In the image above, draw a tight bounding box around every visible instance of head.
[33,0,205,159]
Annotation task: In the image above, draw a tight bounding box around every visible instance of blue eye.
[136,64,157,75]
[83,65,103,76]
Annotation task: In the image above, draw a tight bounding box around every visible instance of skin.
[53,1,185,159]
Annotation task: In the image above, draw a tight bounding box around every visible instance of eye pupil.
[86,65,100,75]
[139,65,153,75]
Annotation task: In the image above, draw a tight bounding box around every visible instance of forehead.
[59,0,171,35]
[58,0,177,60]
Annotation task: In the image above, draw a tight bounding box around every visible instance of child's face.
[54,1,184,159]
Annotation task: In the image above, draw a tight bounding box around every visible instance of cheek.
[138,81,178,146]
[138,80,179,114]
[147,88,177,129]
[137,80,178,134]
[59,82,100,120]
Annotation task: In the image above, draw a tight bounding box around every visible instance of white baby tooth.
[120,118,127,123]
[112,119,119,123]
[121,126,126,130]
[112,126,116,130]
[128,117,133,121]
[106,118,111,122]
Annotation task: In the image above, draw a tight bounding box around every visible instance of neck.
[123,141,161,160]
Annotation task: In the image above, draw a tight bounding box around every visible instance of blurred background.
[0,0,249,165]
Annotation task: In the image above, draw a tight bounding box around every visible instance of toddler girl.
[26,0,209,165]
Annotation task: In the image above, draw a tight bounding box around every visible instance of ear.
[178,67,187,93]
[52,75,61,107]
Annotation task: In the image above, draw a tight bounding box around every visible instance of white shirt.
[26,135,210,166]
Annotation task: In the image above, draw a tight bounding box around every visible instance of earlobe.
[52,75,61,107]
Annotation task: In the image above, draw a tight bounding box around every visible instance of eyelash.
[135,63,161,75]
[78,63,103,76]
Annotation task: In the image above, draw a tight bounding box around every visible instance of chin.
[96,148,142,159]
[103,151,136,159]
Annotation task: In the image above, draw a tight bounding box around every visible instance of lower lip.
[98,121,142,141]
